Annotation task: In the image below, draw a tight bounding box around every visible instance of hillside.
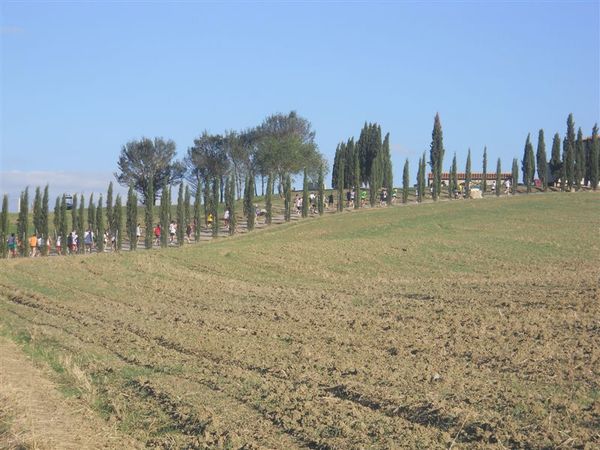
[1,192,598,449]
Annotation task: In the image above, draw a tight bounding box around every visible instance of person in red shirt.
[153,223,161,246]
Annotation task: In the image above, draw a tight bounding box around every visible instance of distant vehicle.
[65,194,73,210]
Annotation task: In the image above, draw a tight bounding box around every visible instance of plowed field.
[1,193,598,449]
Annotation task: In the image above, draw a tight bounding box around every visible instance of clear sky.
[1,1,599,208]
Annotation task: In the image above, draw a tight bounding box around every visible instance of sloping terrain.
[1,193,598,449]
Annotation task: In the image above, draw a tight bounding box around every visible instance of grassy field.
[0,192,598,449]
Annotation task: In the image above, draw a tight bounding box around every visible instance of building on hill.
[428,172,513,186]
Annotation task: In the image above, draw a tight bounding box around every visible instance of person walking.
[28,233,38,257]
[7,233,17,258]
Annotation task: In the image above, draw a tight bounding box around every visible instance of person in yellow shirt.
[28,234,38,257]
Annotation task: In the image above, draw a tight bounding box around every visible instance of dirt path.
[0,337,140,449]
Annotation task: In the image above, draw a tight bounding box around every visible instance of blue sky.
[1,1,599,208]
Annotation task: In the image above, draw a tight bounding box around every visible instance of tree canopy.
[115,137,184,205]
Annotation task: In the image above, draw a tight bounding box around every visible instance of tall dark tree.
[88,194,96,232]
[53,197,60,241]
[590,124,599,190]
[59,194,68,256]
[522,133,535,193]
[465,149,472,198]
[77,195,85,254]
[0,194,8,258]
[451,153,458,199]
[265,173,273,224]
[96,196,104,252]
[184,185,191,232]
[246,173,255,231]
[536,129,548,191]
[429,113,445,201]
[106,181,114,235]
[550,132,562,187]
[402,159,409,203]
[126,185,138,250]
[284,174,292,222]
[575,128,585,190]
[482,146,488,194]
[194,189,202,242]
[353,143,360,209]
[496,158,502,197]
[145,180,154,249]
[17,188,30,256]
[511,158,519,195]
[369,150,383,207]
[71,193,78,236]
[416,153,425,203]
[41,185,49,255]
[337,158,345,212]
[177,183,185,245]
[33,186,41,237]
[159,182,170,248]
[318,164,325,215]
[382,132,393,203]
[563,113,576,190]
[302,168,309,218]
[114,194,123,251]
[115,137,184,205]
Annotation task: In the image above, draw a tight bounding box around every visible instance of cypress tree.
[96,196,104,252]
[126,185,138,250]
[177,183,185,245]
[318,165,325,215]
[246,173,255,231]
[369,152,382,207]
[71,193,78,235]
[184,185,191,232]
[382,133,393,203]
[33,186,41,237]
[575,128,585,190]
[511,158,519,195]
[114,194,123,251]
[265,173,273,224]
[522,134,534,193]
[59,194,68,255]
[78,195,85,254]
[550,133,562,187]
[106,181,114,235]
[17,188,29,256]
[353,142,360,209]
[331,143,340,189]
[228,175,237,235]
[284,174,292,222]
[41,185,49,255]
[0,194,8,258]
[337,159,345,212]
[160,182,169,248]
[429,113,445,201]
[416,154,424,203]
[194,189,202,242]
[421,154,427,202]
[302,168,309,218]
[402,159,409,203]
[590,124,599,190]
[88,194,95,232]
[53,197,60,240]
[536,129,548,191]
[451,153,458,199]
[496,158,502,197]
[563,113,576,190]
[145,179,154,249]
[465,149,472,198]
[482,146,488,194]
[447,162,453,199]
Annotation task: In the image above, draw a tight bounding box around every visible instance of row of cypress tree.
[331,123,393,208]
